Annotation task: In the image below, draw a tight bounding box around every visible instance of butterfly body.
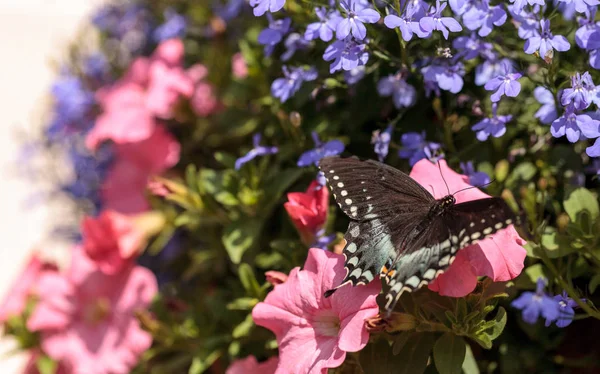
[318,156,517,316]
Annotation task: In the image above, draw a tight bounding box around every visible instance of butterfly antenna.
[437,161,451,195]
[452,178,496,197]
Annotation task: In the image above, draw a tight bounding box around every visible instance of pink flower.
[265,271,288,286]
[232,53,248,79]
[101,126,180,214]
[27,247,157,374]
[0,254,57,323]
[81,211,144,274]
[190,82,219,117]
[226,356,279,374]
[252,248,380,374]
[284,181,329,245]
[409,159,527,297]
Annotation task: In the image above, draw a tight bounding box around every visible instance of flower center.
[84,297,112,324]
[312,310,341,337]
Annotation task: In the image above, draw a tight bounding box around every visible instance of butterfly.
[318,156,518,316]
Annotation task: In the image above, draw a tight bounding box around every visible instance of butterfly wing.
[382,197,518,315]
[318,156,436,296]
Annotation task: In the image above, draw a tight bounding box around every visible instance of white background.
[0,1,103,372]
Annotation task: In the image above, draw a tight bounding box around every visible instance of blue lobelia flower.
[550,104,600,143]
[305,7,342,42]
[545,291,581,328]
[311,228,337,250]
[511,278,560,325]
[257,15,291,56]
[336,0,381,40]
[510,5,541,39]
[83,54,110,82]
[297,132,345,167]
[371,125,393,162]
[509,0,546,12]
[475,57,515,86]
[234,134,279,170]
[153,8,187,42]
[534,86,558,124]
[422,59,465,94]
[323,37,369,73]
[419,0,463,40]
[462,0,507,37]
[271,66,318,103]
[524,19,571,58]
[214,0,245,22]
[484,65,522,103]
[377,72,417,109]
[575,8,600,50]
[250,0,286,17]
[453,33,494,60]
[556,0,600,13]
[281,33,312,61]
[471,103,512,141]
[399,131,443,166]
[384,2,430,42]
[344,66,366,85]
[460,161,490,186]
[93,3,153,53]
[316,170,327,188]
[561,72,593,110]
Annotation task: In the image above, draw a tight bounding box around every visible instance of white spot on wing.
[345,198,352,205]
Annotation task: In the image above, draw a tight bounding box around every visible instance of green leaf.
[222,219,263,264]
[261,168,305,214]
[232,313,255,339]
[36,355,57,374]
[392,333,436,374]
[392,331,412,355]
[226,297,259,310]
[590,273,600,293]
[433,333,466,374]
[564,188,599,222]
[541,227,575,258]
[461,344,480,374]
[486,307,507,340]
[188,351,222,374]
[238,263,263,298]
[506,162,536,186]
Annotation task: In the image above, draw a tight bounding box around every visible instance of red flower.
[284,181,329,244]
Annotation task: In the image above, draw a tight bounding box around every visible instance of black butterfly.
[318,156,518,316]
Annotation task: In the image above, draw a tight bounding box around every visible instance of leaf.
[232,313,255,339]
[541,227,575,258]
[36,355,57,374]
[261,168,305,214]
[392,333,436,374]
[506,162,536,186]
[226,297,259,310]
[590,273,600,294]
[392,331,412,355]
[222,219,263,264]
[461,344,480,374]
[360,338,425,374]
[188,351,222,374]
[238,263,263,298]
[486,307,507,340]
[564,188,599,222]
[433,333,466,374]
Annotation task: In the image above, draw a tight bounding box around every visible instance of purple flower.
[271,66,318,103]
[460,161,491,186]
[575,8,600,50]
[384,3,430,41]
[377,73,417,109]
[51,74,94,126]
[561,72,593,110]
[316,171,327,188]
[510,6,542,39]
[511,278,560,325]
[590,49,600,69]
[399,131,443,166]
[484,68,522,102]
[250,0,285,17]
[153,8,186,42]
[298,132,345,167]
[545,292,580,328]
[556,0,600,13]
[372,126,393,162]
[214,0,245,22]
[422,60,465,94]
[235,134,279,170]
[462,0,507,37]
[336,0,381,40]
[509,0,546,12]
[524,19,571,58]
[257,15,291,56]
[281,33,312,61]
[534,87,558,124]
[305,7,342,42]
[472,103,512,141]
[419,0,463,40]
[453,33,494,60]
[311,228,336,250]
[475,58,515,86]
[344,66,366,85]
[83,54,109,82]
[323,38,369,73]
[587,137,600,157]
[551,105,600,142]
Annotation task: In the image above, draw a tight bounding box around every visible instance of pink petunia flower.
[81,210,144,274]
[101,126,180,214]
[252,248,380,374]
[409,159,527,297]
[232,53,248,79]
[27,247,157,374]
[186,63,220,117]
[226,356,279,374]
[0,254,57,323]
[284,181,329,245]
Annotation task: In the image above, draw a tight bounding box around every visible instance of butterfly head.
[429,194,456,217]
[440,195,456,207]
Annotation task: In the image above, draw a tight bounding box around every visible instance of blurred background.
[0,1,103,371]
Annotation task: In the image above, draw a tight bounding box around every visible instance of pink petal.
[226,356,279,374]
[428,251,478,297]
[152,38,185,67]
[114,266,158,312]
[337,307,377,352]
[27,274,75,331]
